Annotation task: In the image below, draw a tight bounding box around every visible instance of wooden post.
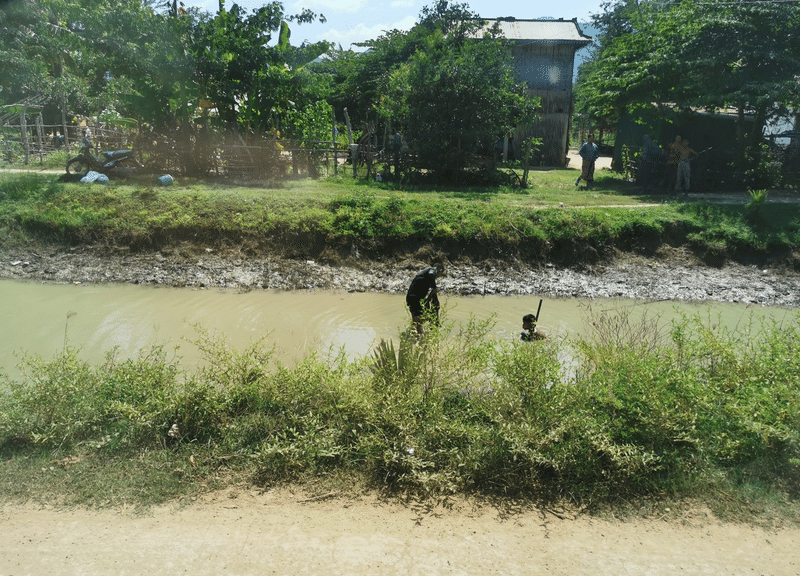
[20,108,29,165]
[366,123,375,180]
[343,108,357,178]
[343,108,354,145]
[61,57,70,150]
[332,108,338,176]
[522,137,531,187]
[351,144,359,178]
[35,114,44,163]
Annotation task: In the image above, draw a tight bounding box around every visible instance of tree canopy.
[378,26,536,171]
[314,1,537,177]
[575,0,800,157]
[0,0,330,136]
[3,0,543,179]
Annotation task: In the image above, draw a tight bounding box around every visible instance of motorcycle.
[66,137,142,178]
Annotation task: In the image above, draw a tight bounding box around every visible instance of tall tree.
[378,25,537,174]
[315,0,482,129]
[185,2,330,134]
[576,0,800,158]
[314,27,427,129]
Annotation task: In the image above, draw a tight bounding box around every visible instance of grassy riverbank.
[1,170,799,266]
[1,170,800,520]
[1,306,799,523]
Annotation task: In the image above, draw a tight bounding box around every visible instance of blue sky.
[186,0,601,81]
[187,0,602,50]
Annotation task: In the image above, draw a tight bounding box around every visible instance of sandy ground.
[1,488,799,576]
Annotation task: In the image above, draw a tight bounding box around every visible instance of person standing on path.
[575,134,601,189]
[666,135,683,192]
[639,134,664,192]
[406,262,444,336]
[675,139,698,195]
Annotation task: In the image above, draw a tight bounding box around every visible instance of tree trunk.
[343,108,354,145]
[20,109,29,165]
[332,109,338,176]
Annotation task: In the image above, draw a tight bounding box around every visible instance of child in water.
[520,313,546,341]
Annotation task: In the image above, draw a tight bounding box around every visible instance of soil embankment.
[1,242,799,308]
[3,161,799,307]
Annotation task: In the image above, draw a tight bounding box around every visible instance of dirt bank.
[1,242,799,308]
[2,488,799,576]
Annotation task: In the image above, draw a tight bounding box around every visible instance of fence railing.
[1,119,134,164]
[3,118,568,181]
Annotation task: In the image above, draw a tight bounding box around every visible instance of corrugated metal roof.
[472,18,593,45]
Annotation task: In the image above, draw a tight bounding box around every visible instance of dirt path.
[2,488,798,576]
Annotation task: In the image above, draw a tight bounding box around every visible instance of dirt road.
[2,488,798,576]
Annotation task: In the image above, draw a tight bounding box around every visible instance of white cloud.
[390,0,415,7]
[318,15,417,47]
[290,0,369,13]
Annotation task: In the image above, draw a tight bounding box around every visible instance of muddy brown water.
[0,279,792,381]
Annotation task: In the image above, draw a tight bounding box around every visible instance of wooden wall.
[510,44,577,92]
[509,43,578,166]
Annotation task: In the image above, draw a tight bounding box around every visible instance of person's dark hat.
[523,313,536,323]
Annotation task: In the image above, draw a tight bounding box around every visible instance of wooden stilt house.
[475,18,593,166]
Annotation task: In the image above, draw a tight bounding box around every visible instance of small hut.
[475,18,593,166]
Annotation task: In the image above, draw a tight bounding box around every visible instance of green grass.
[1,306,799,524]
[0,149,73,171]
[2,169,799,259]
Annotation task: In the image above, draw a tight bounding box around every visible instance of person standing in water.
[520,313,546,341]
[406,262,444,335]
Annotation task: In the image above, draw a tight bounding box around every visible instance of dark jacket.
[406,267,438,300]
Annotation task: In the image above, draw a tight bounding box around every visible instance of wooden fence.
[3,112,520,181]
[1,113,134,165]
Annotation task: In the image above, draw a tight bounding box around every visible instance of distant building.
[473,18,593,166]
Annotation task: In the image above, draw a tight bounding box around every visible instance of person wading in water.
[406,262,444,336]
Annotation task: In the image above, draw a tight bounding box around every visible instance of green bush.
[1,305,798,510]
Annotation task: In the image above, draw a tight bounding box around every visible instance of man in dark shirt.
[406,262,444,335]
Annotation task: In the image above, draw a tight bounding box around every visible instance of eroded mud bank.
[1,245,798,308]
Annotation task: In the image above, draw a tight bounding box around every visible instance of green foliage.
[745,188,768,225]
[2,171,800,256]
[313,25,428,128]
[745,144,783,192]
[188,2,330,132]
[1,0,331,139]
[0,342,209,451]
[2,304,799,513]
[577,0,800,160]
[378,28,537,175]
[284,100,334,146]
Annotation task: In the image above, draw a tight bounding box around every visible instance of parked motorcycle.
[66,137,142,178]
